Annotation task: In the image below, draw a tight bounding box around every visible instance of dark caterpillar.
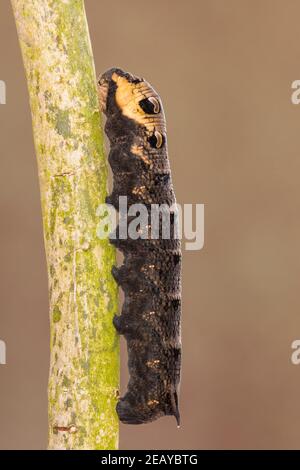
[98,68,182,425]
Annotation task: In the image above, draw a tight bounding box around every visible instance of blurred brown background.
[1,0,300,450]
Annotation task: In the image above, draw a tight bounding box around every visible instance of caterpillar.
[98,68,182,425]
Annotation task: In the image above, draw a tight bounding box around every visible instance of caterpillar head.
[98,68,140,114]
[98,68,166,148]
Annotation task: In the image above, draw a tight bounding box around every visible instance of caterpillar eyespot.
[139,96,161,114]
[98,67,182,426]
[148,131,165,149]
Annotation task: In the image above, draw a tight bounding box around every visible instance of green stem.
[11,0,119,450]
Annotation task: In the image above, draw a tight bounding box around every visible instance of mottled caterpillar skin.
[98,68,181,425]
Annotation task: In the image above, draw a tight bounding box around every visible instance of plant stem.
[11,0,119,450]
